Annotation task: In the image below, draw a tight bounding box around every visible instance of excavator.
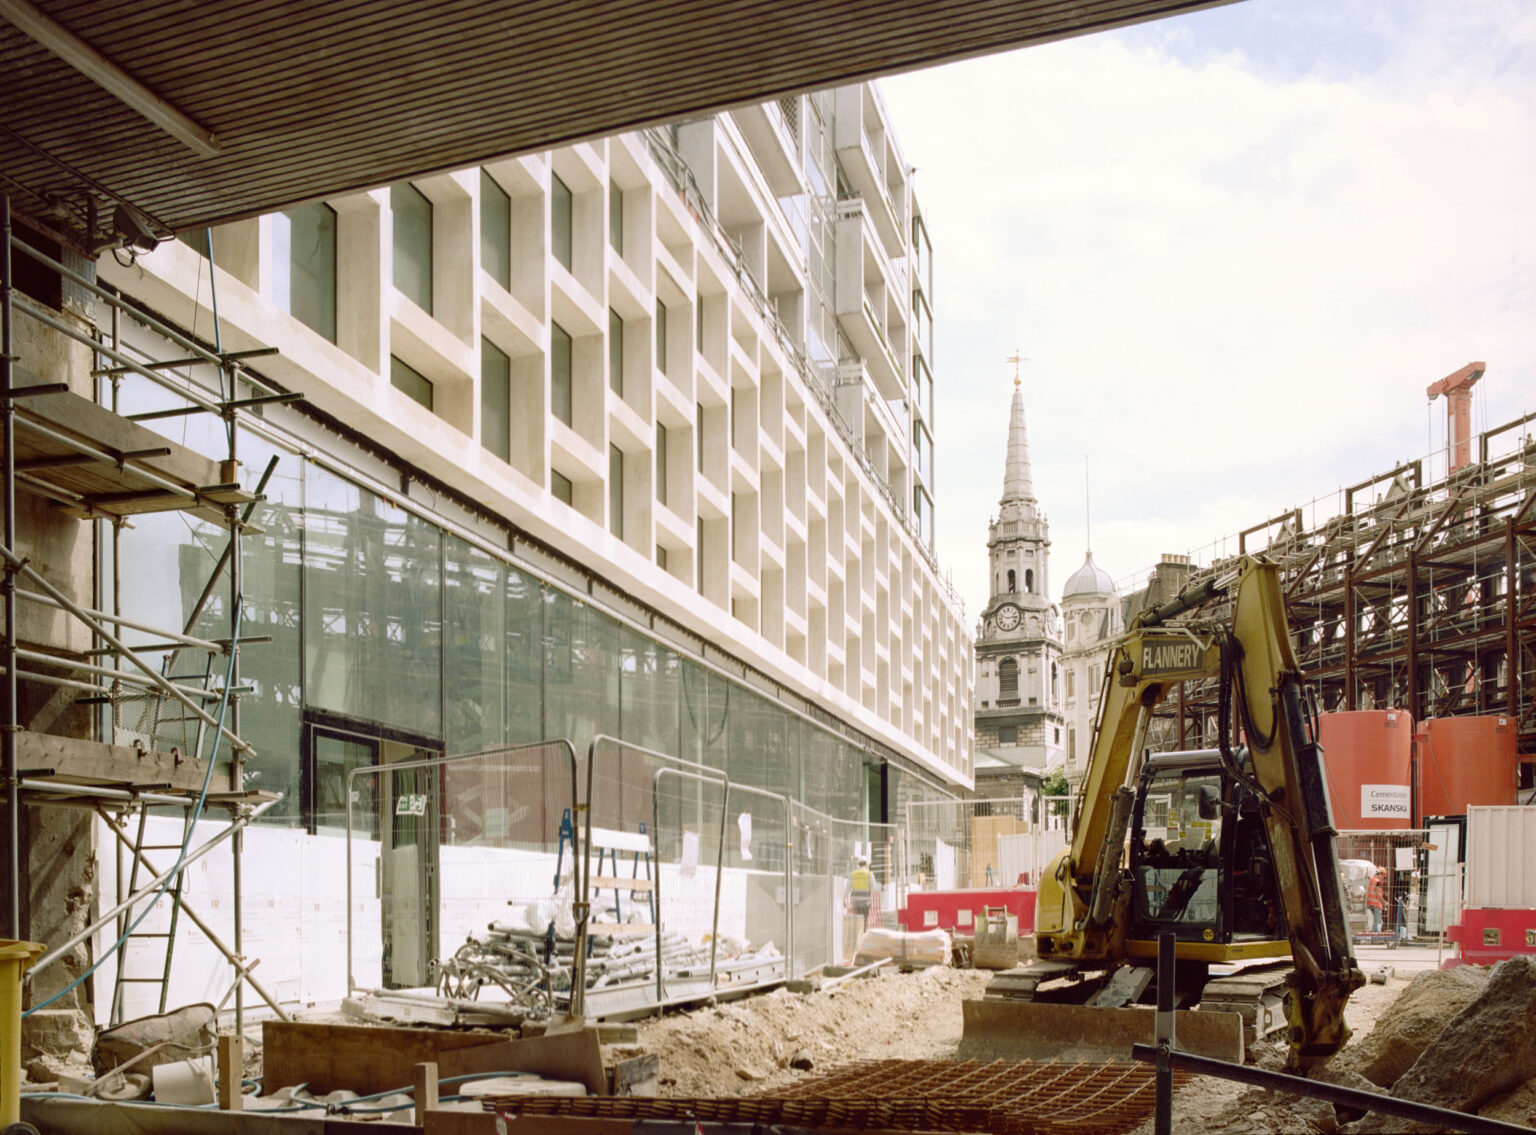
[960,554,1364,1072]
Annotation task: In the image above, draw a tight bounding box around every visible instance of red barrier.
[1442,907,1536,967]
[898,889,1036,936]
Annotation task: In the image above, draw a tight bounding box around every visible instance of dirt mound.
[1335,964,1489,1087]
[1349,955,1536,1134]
[635,967,991,1098]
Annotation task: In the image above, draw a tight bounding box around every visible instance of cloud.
[882,2,1536,622]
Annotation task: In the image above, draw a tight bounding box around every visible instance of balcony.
[833,201,903,401]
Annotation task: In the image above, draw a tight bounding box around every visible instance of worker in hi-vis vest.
[850,857,874,922]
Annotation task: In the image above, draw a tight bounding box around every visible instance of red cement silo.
[1419,715,1519,818]
[1319,710,1414,830]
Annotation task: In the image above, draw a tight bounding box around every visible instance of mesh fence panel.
[1335,829,1458,947]
[905,797,1069,893]
[345,741,577,995]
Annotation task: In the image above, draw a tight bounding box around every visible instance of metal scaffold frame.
[1128,417,1536,774]
[1,197,298,1033]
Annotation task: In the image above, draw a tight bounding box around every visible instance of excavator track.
[1197,962,1292,1047]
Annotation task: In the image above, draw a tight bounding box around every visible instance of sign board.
[1360,784,1410,819]
[1138,637,1208,678]
[394,793,427,816]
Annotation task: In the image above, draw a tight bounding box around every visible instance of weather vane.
[1005,350,1028,388]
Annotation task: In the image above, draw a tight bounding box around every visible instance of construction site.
[3,1,1536,1134]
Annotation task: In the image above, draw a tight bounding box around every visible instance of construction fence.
[904,795,1076,895]
[1334,829,1464,954]
[344,736,906,1022]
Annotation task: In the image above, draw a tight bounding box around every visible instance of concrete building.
[5,83,971,1030]
[1060,551,1121,790]
[972,377,1064,800]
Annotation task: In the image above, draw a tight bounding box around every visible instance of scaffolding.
[1132,411,1536,771]
[2,197,299,1034]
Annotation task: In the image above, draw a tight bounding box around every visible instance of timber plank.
[260,1021,505,1096]
[18,731,214,794]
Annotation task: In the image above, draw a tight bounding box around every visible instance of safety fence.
[905,795,1074,896]
[1334,829,1464,956]
[343,735,912,1020]
[344,740,579,997]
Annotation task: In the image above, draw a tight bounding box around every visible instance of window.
[999,657,1019,704]
[696,402,705,472]
[551,469,573,505]
[391,182,432,312]
[551,173,572,271]
[655,423,669,507]
[696,518,705,594]
[608,308,624,396]
[696,298,705,352]
[551,321,572,425]
[656,545,668,571]
[998,726,1018,745]
[730,387,738,449]
[609,180,623,254]
[1067,670,1076,699]
[273,201,336,341]
[1007,569,1016,593]
[1025,568,1034,593]
[390,355,433,410]
[655,299,668,375]
[609,445,624,539]
[1054,726,1061,744]
[481,170,511,289]
[481,338,510,461]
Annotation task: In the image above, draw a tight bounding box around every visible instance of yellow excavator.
[961,555,1364,1072]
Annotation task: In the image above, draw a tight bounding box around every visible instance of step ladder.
[554,809,656,939]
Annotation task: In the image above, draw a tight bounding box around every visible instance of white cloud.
[881,2,1536,623]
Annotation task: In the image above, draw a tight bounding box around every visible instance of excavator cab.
[1127,751,1288,951]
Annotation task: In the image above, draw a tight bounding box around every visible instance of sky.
[880,0,1535,628]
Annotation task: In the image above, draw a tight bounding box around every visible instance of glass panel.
[679,661,729,773]
[655,299,667,374]
[608,308,623,395]
[304,462,443,737]
[550,470,573,505]
[609,443,624,539]
[234,431,305,824]
[551,322,572,425]
[391,355,433,411]
[480,169,511,289]
[620,627,680,757]
[313,732,378,837]
[655,422,668,507]
[481,339,510,461]
[543,589,619,758]
[274,202,337,342]
[444,535,505,754]
[391,182,433,312]
[609,179,622,254]
[551,173,572,271]
[505,566,544,743]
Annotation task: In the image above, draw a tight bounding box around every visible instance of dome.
[1063,551,1116,600]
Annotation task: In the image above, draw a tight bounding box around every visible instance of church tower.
[973,366,1065,795]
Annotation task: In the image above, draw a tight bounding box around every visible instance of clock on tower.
[995,604,1021,631]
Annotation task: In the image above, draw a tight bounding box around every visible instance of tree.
[1040,770,1070,817]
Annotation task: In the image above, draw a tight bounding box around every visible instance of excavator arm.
[1033,555,1363,1069]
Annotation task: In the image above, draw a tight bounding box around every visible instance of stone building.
[973,376,1064,799]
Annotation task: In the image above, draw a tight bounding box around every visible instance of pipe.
[16,588,229,652]
[2,193,17,940]
[0,544,252,754]
[26,796,278,979]
[96,809,289,1021]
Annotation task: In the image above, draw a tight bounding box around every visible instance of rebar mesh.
[483,1059,1187,1134]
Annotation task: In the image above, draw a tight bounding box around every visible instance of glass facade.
[390,356,433,410]
[112,411,874,833]
[551,322,572,425]
[552,173,573,271]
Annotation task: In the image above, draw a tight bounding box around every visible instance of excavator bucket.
[957,999,1245,1063]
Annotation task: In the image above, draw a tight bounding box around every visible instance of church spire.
[1001,353,1035,506]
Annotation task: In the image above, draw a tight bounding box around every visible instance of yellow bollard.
[0,939,45,1127]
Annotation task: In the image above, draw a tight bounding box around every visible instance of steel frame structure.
[1145,413,1535,775]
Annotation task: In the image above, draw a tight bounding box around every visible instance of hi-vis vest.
[850,867,873,894]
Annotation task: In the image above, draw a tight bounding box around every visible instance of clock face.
[996,604,1021,631]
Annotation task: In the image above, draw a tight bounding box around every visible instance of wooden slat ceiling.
[1,0,1233,250]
